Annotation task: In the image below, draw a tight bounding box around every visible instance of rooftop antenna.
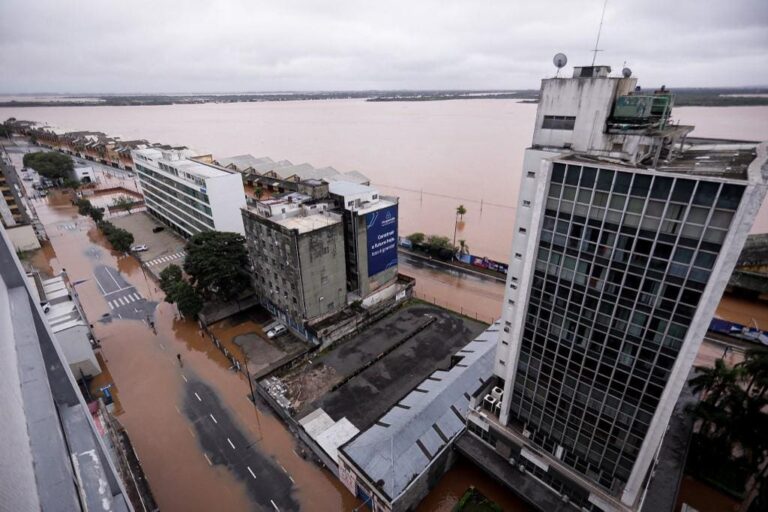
[591,0,609,66]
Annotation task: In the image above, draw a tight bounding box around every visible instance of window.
[527,171,536,178]
[515,253,523,259]
[523,200,531,207]
[542,115,576,130]
[519,227,527,234]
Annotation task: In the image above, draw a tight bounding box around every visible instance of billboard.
[366,204,398,277]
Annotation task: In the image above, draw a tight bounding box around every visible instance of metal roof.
[339,323,498,502]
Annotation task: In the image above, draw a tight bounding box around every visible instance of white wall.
[206,172,246,235]
[56,325,101,378]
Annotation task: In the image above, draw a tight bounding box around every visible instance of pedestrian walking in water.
[177,353,183,367]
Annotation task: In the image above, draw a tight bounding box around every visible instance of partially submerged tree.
[23,152,73,180]
[159,264,183,302]
[173,281,204,319]
[184,231,251,302]
[407,232,425,245]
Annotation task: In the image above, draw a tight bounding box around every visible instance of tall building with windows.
[466,65,768,511]
[132,148,246,236]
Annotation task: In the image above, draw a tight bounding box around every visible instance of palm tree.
[453,205,468,253]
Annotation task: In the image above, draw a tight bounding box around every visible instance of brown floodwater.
[9,100,767,511]
[28,192,356,512]
[2,101,766,261]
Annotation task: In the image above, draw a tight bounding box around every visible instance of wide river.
[2,101,767,261]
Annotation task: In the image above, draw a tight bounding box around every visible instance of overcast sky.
[0,0,766,93]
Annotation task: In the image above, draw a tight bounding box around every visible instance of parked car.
[267,324,287,339]
[130,244,148,252]
[152,226,165,233]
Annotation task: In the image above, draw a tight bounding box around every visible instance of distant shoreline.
[1,88,767,108]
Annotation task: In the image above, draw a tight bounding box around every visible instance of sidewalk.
[398,247,506,283]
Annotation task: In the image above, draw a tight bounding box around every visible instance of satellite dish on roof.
[553,53,568,78]
[622,67,632,78]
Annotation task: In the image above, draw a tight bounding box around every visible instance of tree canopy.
[688,349,768,510]
[183,231,251,302]
[98,221,134,252]
[23,152,73,180]
[158,263,203,318]
[407,232,425,245]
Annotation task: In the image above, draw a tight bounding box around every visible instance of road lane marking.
[204,453,212,466]
[247,466,256,479]
[289,476,295,484]
[279,464,288,474]
[181,375,188,382]
[117,297,125,306]
[174,405,181,415]
[210,414,218,424]
[131,293,141,301]
[194,392,202,402]
[93,272,107,294]
[271,499,279,511]
[108,301,114,310]
[104,286,134,296]
[159,343,166,351]
[187,426,196,438]
[106,267,121,289]
[227,438,236,450]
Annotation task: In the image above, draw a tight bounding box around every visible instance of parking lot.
[110,212,187,277]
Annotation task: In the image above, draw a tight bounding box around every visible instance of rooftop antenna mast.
[591,0,608,66]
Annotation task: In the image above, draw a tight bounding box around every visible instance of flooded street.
[4,99,767,511]
[19,179,357,509]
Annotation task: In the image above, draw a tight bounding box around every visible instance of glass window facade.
[508,162,744,492]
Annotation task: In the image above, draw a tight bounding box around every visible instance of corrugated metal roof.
[339,323,498,501]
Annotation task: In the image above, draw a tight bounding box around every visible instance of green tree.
[89,208,104,223]
[172,281,204,319]
[453,204,467,251]
[159,264,183,302]
[111,195,135,214]
[22,152,73,180]
[76,198,94,216]
[184,231,251,302]
[407,232,425,245]
[254,186,264,199]
[108,228,134,252]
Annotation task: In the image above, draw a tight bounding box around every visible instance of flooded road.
[18,181,357,509]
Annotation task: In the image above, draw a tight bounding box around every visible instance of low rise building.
[329,182,399,301]
[132,148,246,236]
[242,194,347,340]
[28,273,101,378]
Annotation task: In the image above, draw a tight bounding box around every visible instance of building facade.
[329,181,399,299]
[467,65,768,511]
[132,148,246,236]
[242,195,347,339]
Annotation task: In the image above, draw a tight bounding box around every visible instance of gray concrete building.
[0,225,132,511]
[466,64,768,512]
[242,194,347,341]
[329,181,399,301]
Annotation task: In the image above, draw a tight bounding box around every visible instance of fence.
[411,290,497,325]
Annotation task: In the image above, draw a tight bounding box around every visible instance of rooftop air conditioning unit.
[491,387,503,401]
[518,464,526,473]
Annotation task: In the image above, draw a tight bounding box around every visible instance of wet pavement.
[183,375,299,511]
[6,140,357,511]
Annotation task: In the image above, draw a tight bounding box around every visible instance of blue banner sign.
[366,205,398,277]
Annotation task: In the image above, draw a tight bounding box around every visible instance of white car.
[130,244,148,252]
[267,324,287,339]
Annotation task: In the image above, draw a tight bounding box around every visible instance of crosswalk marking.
[107,292,143,310]
[147,251,186,266]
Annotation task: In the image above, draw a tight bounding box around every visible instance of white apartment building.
[132,148,246,236]
[466,65,768,511]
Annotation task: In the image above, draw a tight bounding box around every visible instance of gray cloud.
[0,0,766,93]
